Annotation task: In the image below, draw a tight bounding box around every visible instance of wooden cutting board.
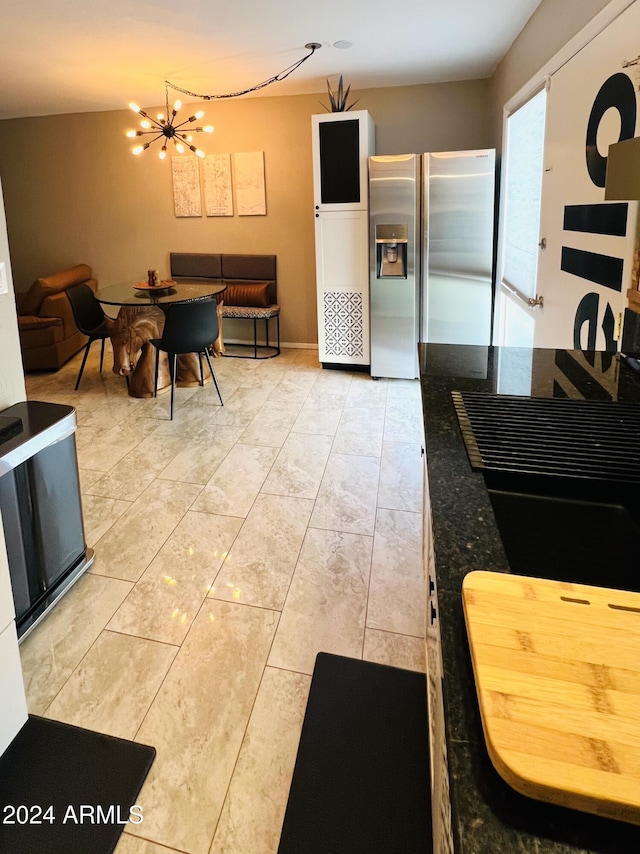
[462,570,640,824]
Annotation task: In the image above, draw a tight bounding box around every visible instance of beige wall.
[0,80,490,347]
[0,177,25,406]
[488,0,613,152]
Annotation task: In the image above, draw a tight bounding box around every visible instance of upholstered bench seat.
[170,252,280,359]
[221,305,280,358]
[221,305,280,319]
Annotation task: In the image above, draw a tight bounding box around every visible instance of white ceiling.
[0,0,543,120]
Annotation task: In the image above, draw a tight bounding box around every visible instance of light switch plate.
[0,262,7,295]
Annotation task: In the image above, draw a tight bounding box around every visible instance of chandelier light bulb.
[132,145,145,155]
[126,130,137,138]
[203,125,214,133]
[159,145,167,160]
[195,148,205,159]
[194,111,204,120]
[173,99,182,112]
[129,102,141,114]
[140,120,151,129]
[175,142,185,153]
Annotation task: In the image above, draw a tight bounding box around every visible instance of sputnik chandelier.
[126,42,322,159]
[127,87,212,160]
[127,87,213,160]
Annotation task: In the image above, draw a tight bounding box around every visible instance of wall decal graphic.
[585,72,636,188]
[555,68,636,349]
[563,70,636,347]
[553,348,616,400]
[573,292,616,352]
[563,203,628,236]
[561,247,623,290]
[533,3,640,352]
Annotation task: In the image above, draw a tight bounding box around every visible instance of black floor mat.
[0,715,155,854]
[278,652,432,854]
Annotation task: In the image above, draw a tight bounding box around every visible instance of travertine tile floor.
[21,343,425,854]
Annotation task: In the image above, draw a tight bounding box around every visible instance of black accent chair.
[65,283,112,390]
[150,300,224,420]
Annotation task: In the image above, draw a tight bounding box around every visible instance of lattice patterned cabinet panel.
[322,291,365,359]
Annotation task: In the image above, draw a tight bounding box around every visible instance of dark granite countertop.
[419,343,640,854]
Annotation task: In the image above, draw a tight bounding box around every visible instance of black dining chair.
[66,283,113,390]
[150,300,224,419]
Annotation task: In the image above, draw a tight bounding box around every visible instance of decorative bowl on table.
[133,280,176,290]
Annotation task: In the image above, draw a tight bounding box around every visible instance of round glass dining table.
[94,280,226,399]
[95,280,226,307]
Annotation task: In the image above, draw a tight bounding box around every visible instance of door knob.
[539,237,547,250]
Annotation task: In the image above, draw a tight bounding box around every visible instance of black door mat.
[278,652,433,854]
[0,714,155,854]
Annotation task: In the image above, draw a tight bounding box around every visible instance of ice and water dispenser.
[0,401,93,640]
[375,224,408,279]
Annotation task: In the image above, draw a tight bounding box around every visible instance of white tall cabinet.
[311,110,375,367]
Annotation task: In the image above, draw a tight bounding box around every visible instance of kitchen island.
[419,342,640,853]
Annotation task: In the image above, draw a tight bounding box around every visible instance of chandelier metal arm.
[165,42,321,101]
[174,116,202,130]
[136,131,167,142]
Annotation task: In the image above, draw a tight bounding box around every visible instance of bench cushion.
[170,253,222,280]
[220,254,276,281]
[222,305,280,319]
[170,253,277,305]
[221,281,271,308]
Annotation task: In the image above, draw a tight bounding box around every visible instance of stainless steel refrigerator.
[369,150,496,379]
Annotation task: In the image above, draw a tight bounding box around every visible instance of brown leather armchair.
[16,264,98,371]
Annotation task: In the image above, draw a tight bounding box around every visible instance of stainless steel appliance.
[0,401,94,640]
[422,150,496,347]
[369,150,496,379]
[369,154,420,379]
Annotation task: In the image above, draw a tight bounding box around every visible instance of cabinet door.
[315,210,370,365]
[428,597,454,853]
[423,453,454,854]
[311,111,374,212]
